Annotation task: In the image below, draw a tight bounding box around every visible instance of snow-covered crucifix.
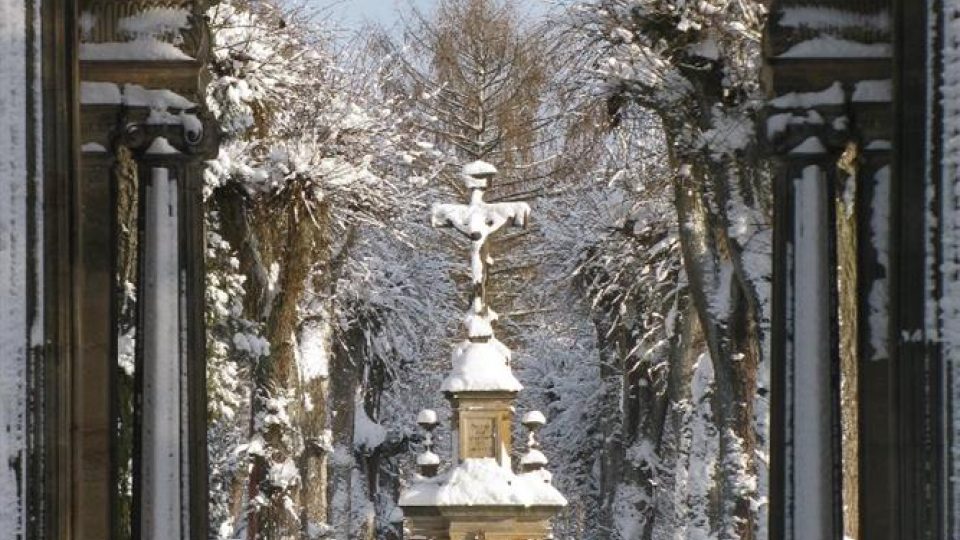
[430,160,531,342]
[399,162,565,538]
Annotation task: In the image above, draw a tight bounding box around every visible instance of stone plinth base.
[402,504,562,540]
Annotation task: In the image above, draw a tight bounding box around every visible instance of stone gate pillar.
[74,1,218,538]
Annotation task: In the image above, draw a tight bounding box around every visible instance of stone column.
[132,134,211,540]
[139,164,184,539]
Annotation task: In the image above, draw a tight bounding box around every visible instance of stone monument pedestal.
[404,505,563,540]
[447,390,517,466]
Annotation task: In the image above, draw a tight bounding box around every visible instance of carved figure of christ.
[430,173,531,325]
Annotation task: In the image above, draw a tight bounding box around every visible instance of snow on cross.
[430,160,530,297]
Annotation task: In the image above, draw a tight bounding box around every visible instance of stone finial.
[417,409,441,477]
[522,410,546,429]
[520,410,548,472]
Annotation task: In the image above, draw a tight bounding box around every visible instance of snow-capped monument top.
[441,338,522,392]
[400,162,565,538]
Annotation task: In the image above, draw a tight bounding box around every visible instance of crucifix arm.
[430,203,474,238]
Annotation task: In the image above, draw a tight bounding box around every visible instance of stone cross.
[430,161,530,340]
[399,160,566,539]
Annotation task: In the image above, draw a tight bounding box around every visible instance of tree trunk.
[327,325,360,537]
[294,203,337,538]
[299,370,330,536]
[248,191,317,539]
[674,160,761,539]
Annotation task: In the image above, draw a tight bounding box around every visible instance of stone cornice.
[81,59,205,99]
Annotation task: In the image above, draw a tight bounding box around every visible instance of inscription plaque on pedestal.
[463,417,497,458]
